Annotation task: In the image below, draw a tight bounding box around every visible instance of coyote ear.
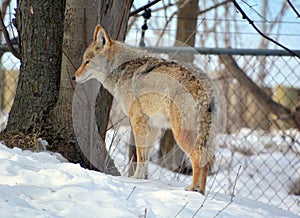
[93,25,112,47]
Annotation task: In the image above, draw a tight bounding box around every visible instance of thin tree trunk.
[55,0,133,175]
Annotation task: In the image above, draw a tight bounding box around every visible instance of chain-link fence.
[0,47,20,131]
[1,47,300,214]
[205,50,300,214]
[106,47,300,215]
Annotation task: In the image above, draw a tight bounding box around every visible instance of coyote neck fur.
[100,42,148,92]
[103,56,170,94]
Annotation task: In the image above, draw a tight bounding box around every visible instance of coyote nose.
[71,76,76,81]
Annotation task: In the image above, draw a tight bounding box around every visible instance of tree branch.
[231,0,300,59]
[219,55,299,129]
[1,0,11,20]
[0,9,21,60]
[287,0,300,18]
[198,0,231,16]
[129,0,161,17]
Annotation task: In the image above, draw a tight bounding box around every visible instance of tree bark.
[175,0,198,46]
[2,0,134,176]
[6,0,65,132]
[53,0,106,172]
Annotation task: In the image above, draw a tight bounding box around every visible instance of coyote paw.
[131,172,148,180]
[185,184,205,195]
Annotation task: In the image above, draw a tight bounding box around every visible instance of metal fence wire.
[0,51,19,131]
[0,48,300,215]
[203,50,300,215]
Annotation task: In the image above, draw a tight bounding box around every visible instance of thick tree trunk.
[6,0,65,132]
[2,0,134,176]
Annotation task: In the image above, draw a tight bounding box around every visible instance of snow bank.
[0,110,8,132]
[0,143,298,218]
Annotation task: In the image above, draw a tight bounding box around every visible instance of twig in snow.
[174,201,188,217]
[211,184,226,201]
[192,155,223,217]
[127,186,136,200]
[208,155,223,196]
[213,165,241,218]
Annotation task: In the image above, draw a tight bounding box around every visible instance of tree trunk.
[6,0,65,132]
[53,0,105,171]
[54,0,133,175]
[2,0,134,176]
[174,0,199,62]
[95,0,133,137]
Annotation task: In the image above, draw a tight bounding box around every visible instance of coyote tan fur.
[73,25,215,194]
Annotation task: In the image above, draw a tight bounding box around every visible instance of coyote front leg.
[133,146,151,179]
[129,112,156,179]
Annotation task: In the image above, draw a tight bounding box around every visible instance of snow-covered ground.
[0,110,8,132]
[106,127,300,216]
[0,142,299,218]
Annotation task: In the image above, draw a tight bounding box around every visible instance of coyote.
[73,25,215,194]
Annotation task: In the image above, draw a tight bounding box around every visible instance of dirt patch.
[0,130,79,164]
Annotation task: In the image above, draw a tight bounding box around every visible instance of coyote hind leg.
[185,149,208,195]
[132,145,151,179]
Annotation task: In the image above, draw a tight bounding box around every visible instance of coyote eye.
[85,60,90,65]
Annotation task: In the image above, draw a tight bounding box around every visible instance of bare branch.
[287,0,300,18]
[1,0,11,19]
[129,0,161,17]
[241,0,268,22]
[198,0,231,16]
[0,9,20,59]
[231,0,300,59]
[155,11,177,46]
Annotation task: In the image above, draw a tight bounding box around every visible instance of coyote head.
[72,25,115,83]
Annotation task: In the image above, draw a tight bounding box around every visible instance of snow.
[106,126,300,210]
[0,110,8,132]
[0,142,299,218]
